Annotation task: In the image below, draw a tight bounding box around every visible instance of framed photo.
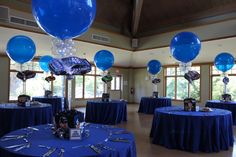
[69,128,81,140]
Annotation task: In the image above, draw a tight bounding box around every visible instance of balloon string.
[20,64,23,72]
[67,80,72,110]
[223,72,227,94]
[189,82,197,98]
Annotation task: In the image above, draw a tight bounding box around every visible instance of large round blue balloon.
[147,60,162,75]
[214,52,234,72]
[170,32,201,63]
[32,0,96,40]
[94,50,114,71]
[39,55,53,72]
[6,35,36,64]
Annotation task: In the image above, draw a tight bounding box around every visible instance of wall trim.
[0,24,133,51]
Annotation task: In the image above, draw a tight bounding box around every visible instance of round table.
[85,100,127,125]
[138,97,172,114]
[206,100,236,125]
[32,97,66,115]
[150,106,234,152]
[0,124,136,157]
[0,103,53,137]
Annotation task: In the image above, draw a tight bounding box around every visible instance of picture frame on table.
[69,128,82,140]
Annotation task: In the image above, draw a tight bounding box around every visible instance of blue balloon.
[6,35,36,64]
[214,52,234,72]
[147,60,162,75]
[170,32,201,63]
[32,0,96,40]
[39,55,53,72]
[94,50,114,71]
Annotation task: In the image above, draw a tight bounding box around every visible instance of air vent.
[10,16,39,28]
[25,20,38,27]
[131,38,138,48]
[10,16,24,25]
[91,34,111,43]
[0,6,9,22]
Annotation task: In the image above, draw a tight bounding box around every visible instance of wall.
[133,65,211,106]
[0,55,221,107]
[0,56,9,103]
[72,67,133,107]
[133,68,164,103]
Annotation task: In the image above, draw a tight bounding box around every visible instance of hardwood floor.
[77,104,236,157]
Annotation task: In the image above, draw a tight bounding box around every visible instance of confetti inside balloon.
[214,52,234,73]
[32,0,96,40]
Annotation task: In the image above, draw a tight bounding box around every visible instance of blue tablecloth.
[85,100,127,125]
[32,97,66,115]
[138,97,172,114]
[150,106,234,152]
[0,124,136,157]
[206,100,236,125]
[0,103,53,137]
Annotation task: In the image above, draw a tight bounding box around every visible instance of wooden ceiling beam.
[131,0,143,37]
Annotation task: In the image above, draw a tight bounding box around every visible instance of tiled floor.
[77,104,236,157]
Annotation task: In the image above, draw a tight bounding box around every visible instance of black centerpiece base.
[152,91,159,98]
[221,94,231,102]
[102,93,110,102]
[184,98,196,111]
[54,110,88,140]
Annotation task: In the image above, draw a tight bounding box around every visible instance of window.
[211,65,236,100]
[84,75,95,98]
[53,76,66,97]
[165,66,201,101]
[111,76,121,90]
[75,76,83,99]
[75,66,104,99]
[9,61,65,100]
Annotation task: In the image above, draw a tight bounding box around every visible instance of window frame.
[74,66,104,100]
[110,75,121,91]
[164,66,201,102]
[9,60,65,101]
[210,65,236,100]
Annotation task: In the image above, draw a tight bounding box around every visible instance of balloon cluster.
[32,0,96,58]
[51,38,76,58]
[214,52,234,88]
[170,32,201,75]
[147,60,162,85]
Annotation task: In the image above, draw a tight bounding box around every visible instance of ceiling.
[1,0,236,38]
[1,0,236,67]
[1,26,236,67]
